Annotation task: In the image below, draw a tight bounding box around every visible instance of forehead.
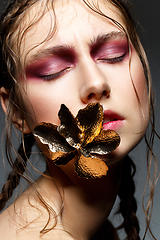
[20,0,126,62]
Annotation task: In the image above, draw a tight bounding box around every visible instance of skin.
[0,0,149,239]
[20,0,149,159]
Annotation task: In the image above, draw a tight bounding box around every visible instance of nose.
[79,59,111,103]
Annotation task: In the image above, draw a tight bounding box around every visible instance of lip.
[102,110,124,131]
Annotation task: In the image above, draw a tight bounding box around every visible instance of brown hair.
[0,0,159,239]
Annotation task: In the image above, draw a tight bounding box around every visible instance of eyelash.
[39,68,70,81]
[38,52,126,81]
[98,53,126,64]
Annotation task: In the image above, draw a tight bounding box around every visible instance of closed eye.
[38,67,71,81]
[98,53,127,64]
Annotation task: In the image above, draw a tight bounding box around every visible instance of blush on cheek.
[25,92,60,126]
[131,54,149,119]
[133,63,147,97]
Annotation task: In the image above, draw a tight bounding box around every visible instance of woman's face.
[20,0,149,164]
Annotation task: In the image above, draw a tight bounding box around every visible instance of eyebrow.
[28,45,76,63]
[90,31,126,47]
[27,31,126,63]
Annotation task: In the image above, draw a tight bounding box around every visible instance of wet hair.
[0,0,159,239]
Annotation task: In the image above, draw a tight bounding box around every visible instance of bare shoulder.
[0,207,73,239]
[0,195,73,240]
[0,176,73,240]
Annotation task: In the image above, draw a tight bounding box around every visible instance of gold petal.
[34,122,74,153]
[74,154,108,179]
[85,130,120,154]
[49,150,78,165]
[58,104,81,148]
[76,103,103,147]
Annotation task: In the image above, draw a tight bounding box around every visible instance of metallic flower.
[34,103,120,179]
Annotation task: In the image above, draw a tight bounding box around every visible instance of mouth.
[103,110,124,131]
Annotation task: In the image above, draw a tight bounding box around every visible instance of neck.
[44,159,123,240]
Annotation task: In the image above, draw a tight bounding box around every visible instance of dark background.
[0,0,160,239]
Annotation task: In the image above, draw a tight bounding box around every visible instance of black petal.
[52,150,78,166]
[58,104,81,148]
[34,122,75,153]
[85,130,120,154]
[76,103,103,147]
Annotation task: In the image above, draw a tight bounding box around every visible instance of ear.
[0,87,31,134]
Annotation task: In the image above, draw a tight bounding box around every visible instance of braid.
[0,133,35,211]
[117,155,140,240]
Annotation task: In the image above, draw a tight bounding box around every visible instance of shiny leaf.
[58,104,81,148]
[34,122,75,153]
[76,103,103,147]
[49,150,78,165]
[84,130,120,155]
[74,155,108,179]
[33,103,121,179]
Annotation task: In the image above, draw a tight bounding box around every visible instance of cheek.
[131,55,149,120]
[21,83,61,128]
